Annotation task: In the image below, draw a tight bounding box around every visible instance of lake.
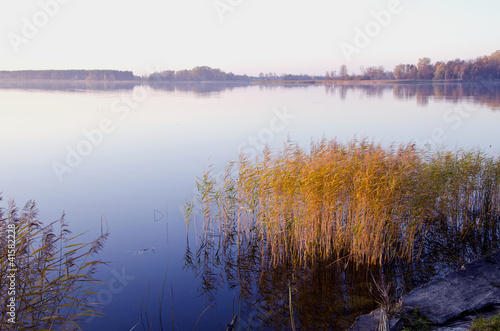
[1,81,500,330]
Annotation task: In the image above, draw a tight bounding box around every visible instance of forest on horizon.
[0,50,498,83]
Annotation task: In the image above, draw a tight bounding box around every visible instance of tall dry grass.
[185,138,500,267]
[0,199,109,330]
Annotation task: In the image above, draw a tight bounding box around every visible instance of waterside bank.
[349,250,500,330]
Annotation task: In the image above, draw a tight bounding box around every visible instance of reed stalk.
[0,198,109,330]
[184,138,500,267]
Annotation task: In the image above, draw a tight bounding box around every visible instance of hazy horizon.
[1,1,499,76]
[0,47,499,79]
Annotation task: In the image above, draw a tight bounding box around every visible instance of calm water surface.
[1,82,500,330]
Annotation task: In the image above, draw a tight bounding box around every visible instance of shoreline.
[251,79,500,86]
[1,78,499,86]
[0,78,251,84]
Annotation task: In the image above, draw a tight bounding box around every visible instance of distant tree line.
[258,72,317,81]
[325,65,394,81]
[0,70,138,81]
[146,66,251,82]
[394,51,500,80]
[1,51,498,83]
[326,50,500,82]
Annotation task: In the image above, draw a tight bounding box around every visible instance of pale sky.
[0,0,499,76]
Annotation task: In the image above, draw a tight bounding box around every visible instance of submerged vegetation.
[182,138,500,328]
[0,198,109,330]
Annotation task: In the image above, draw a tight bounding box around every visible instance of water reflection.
[0,80,251,95]
[148,81,250,96]
[2,79,500,330]
[323,82,500,109]
[0,79,139,92]
[1,80,498,109]
[183,210,500,329]
[393,82,500,108]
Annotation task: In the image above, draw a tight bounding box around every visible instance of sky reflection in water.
[1,82,500,329]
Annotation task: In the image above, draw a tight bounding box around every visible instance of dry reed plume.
[185,138,500,267]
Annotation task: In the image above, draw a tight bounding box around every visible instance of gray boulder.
[350,251,500,330]
[402,251,500,325]
[349,308,403,331]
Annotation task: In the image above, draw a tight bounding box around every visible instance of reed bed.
[0,198,109,330]
[185,138,500,267]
